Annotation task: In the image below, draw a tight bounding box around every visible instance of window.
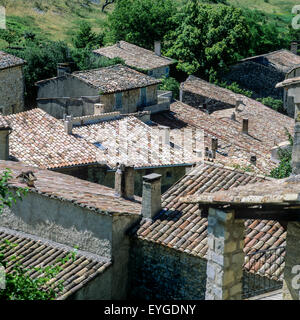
[166,171,172,178]
[115,92,122,109]
[140,87,147,107]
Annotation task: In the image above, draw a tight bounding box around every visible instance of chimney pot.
[154,40,161,56]
[0,127,10,160]
[211,138,218,159]
[142,173,162,219]
[94,103,106,115]
[242,118,249,134]
[250,155,257,165]
[64,115,73,134]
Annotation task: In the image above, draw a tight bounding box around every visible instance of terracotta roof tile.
[0,227,111,300]
[93,41,174,71]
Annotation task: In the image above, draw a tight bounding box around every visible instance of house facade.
[0,51,26,115]
[36,64,170,119]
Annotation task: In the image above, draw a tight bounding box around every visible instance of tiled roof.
[72,64,161,94]
[130,162,286,280]
[181,76,237,107]
[5,108,101,170]
[93,41,174,71]
[151,92,294,174]
[276,76,300,88]
[0,51,25,70]
[240,49,300,73]
[0,226,111,300]
[184,174,300,206]
[73,116,200,168]
[0,160,141,215]
[0,115,10,129]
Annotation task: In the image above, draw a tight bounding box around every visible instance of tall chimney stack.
[242,118,249,134]
[211,138,218,159]
[0,126,10,160]
[141,173,162,219]
[154,41,161,57]
[291,41,298,55]
[115,164,135,199]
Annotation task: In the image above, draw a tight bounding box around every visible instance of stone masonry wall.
[205,209,245,300]
[0,66,24,114]
[128,239,207,300]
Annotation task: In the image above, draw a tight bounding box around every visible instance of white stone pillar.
[205,208,245,300]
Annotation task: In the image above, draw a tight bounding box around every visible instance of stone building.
[222,49,300,100]
[93,41,174,79]
[2,108,199,196]
[0,161,141,300]
[128,161,286,300]
[0,51,26,115]
[36,64,170,119]
[154,87,294,175]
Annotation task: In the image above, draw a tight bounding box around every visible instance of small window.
[115,92,122,109]
[165,66,169,76]
[166,171,172,178]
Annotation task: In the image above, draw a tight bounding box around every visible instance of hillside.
[0,0,297,48]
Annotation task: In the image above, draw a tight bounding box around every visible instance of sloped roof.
[0,51,25,70]
[93,41,174,71]
[0,226,112,300]
[5,108,102,170]
[240,49,300,73]
[72,64,161,94]
[0,160,141,215]
[73,116,200,168]
[131,162,286,280]
[152,84,294,174]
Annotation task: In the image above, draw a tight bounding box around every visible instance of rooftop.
[130,162,285,280]
[0,51,25,71]
[72,115,200,169]
[276,76,300,88]
[183,174,300,207]
[4,109,101,170]
[240,49,300,73]
[0,226,111,300]
[93,41,174,71]
[0,160,141,215]
[72,64,161,94]
[152,80,294,174]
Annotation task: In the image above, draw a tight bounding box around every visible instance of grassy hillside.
[0,0,111,46]
[0,0,298,47]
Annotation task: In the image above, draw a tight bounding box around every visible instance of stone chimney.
[159,126,170,145]
[250,155,257,166]
[211,138,218,159]
[57,63,71,77]
[94,103,106,115]
[235,100,243,111]
[291,41,298,55]
[141,173,162,219]
[231,112,236,121]
[154,41,161,57]
[0,127,10,160]
[115,164,135,199]
[242,118,249,134]
[64,115,73,134]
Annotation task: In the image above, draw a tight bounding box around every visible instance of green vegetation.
[257,97,285,114]
[217,80,253,98]
[270,129,293,179]
[159,76,180,100]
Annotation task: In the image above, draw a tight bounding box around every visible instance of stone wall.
[0,65,24,115]
[59,165,189,197]
[148,66,170,79]
[128,239,207,300]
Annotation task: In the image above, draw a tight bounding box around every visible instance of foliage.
[72,21,103,49]
[217,80,253,97]
[71,47,124,71]
[270,129,293,179]
[164,1,250,80]
[0,170,28,214]
[257,97,285,114]
[159,76,180,100]
[107,0,177,49]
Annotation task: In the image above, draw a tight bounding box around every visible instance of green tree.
[164,1,250,80]
[72,21,103,49]
[107,0,177,49]
[159,76,180,100]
